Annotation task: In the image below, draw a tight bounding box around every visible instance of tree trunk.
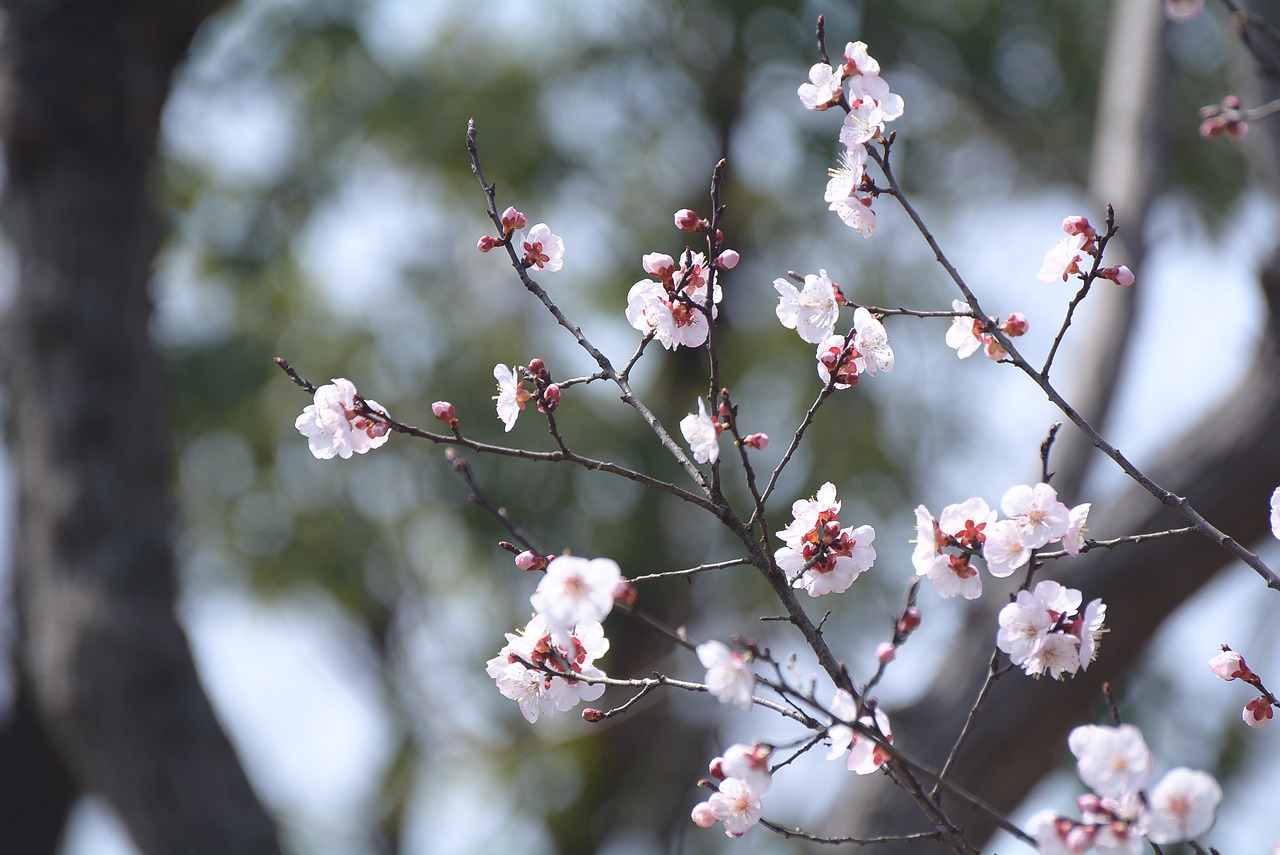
[0,3,283,852]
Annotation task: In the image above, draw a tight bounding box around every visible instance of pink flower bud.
[897,606,922,635]
[1000,313,1029,337]
[1244,696,1273,728]
[674,208,705,232]
[476,235,500,252]
[743,432,769,450]
[1165,0,1204,20]
[582,707,605,723]
[541,383,561,410]
[527,358,546,377]
[642,252,675,278]
[431,400,459,430]
[613,580,637,607]
[715,249,740,270]
[1100,265,1135,286]
[500,206,527,235]
[1209,649,1252,682]
[982,335,1008,361]
[691,802,717,828]
[1077,793,1104,815]
[1062,215,1095,238]
[1065,823,1096,851]
[708,756,726,779]
[514,550,547,572]
[875,642,896,663]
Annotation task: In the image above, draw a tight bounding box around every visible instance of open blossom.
[1069,724,1153,799]
[530,555,623,634]
[494,363,530,431]
[797,62,842,110]
[946,299,984,359]
[1063,503,1091,555]
[519,223,564,272]
[981,518,1031,576]
[486,614,608,723]
[1037,233,1089,284]
[1271,486,1280,539]
[827,690,892,774]
[681,398,721,464]
[775,269,842,343]
[774,482,875,596]
[998,580,1104,679]
[295,378,391,460]
[694,744,770,838]
[1145,767,1222,843]
[914,498,995,599]
[697,641,756,710]
[852,307,894,375]
[1001,482,1071,549]
[825,146,876,236]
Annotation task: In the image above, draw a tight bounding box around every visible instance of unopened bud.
[581,707,605,723]
[1077,793,1104,816]
[476,235,500,252]
[613,580,637,606]
[708,756,726,779]
[1062,215,1095,238]
[1100,265,1135,286]
[897,606,922,635]
[527,358,546,377]
[715,248,740,270]
[1209,649,1252,682]
[691,802,717,828]
[642,252,675,278]
[1244,696,1273,728]
[875,642,895,664]
[674,208,706,233]
[500,206,527,235]
[1000,313,1029,337]
[743,432,769,450]
[983,336,1008,361]
[515,550,547,572]
[431,401,459,430]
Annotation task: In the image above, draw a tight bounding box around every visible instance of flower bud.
[431,401,459,430]
[541,383,561,411]
[527,358,546,378]
[708,756,726,779]
[875,642,896,664]
[691,802,717,828]
[515,550,547,572]
[1100,265,1135,286]
[1244,696,1273,728]
[1062,215,1094,238]
[642,252,675,278]
[1209,649,1253,682]
[581,707,605,723]
[1000,313,1029,337]
[743,432,769,450]
[674,208,705,232]
[982,336,1008,361]
[715,249,740,270]
[500,206,527,235]
[476,235,500,252]
[613,579,637,606]
[897,606,922,635]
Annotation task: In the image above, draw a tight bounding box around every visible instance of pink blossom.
[774,483,875,597]
[493,363,530,431]
[742,432,769,450]
[500,206,527,234]
[642,252,675,278]
[530,555,623,633]
[519,223,564,272]
[485,614,608,722]
[1208,649,1252,681]
[1146,767,1222,843]
[697,641,756,710]
[1270,486,1280,539]
[715,248,740,270]
[1001,312,1030,337]
[476,234,500,252]
[1037,233,1089,284]
[825,147,876,236]
[294,378,391,460]
[1062,503,1091,556]
[982,518,1031,577]
[816,334,861,389]
[719,743,772,795]
[1068,724,1153,799]
[707,778,763,837]
[674,208,705,232]
[431,400,458,430]
[946,299,984,359]
[852,307,894,375]
[1101,265,1135,286]
[1001,482,1071,549]
[1244,696,1274,728]
[826,690,893,774]
[876,642,895,663]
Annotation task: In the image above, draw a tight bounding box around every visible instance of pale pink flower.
[697,640,756,710]
[826,690,892,774]
[825,147,876,236]
[774,270,842,344]
[1271,486,1280,539]
[295,378,391,460]
[1245,696,1274,728]
[485,614,608,722]
[1063,503,1091,555]
[1023,632,1082,680]
[926,554,983,600]
[707,778,763,837]
[946,299,983,359]
[1027,811,1078,855]
[816,334,861,389]
[996,589,1053,666]
[493,364,528,431]
[690,802,717,828]
[852,307,894,375]
[798,62,843,110]
[681,398,721,464]
[1002,482,1071,549]
[1208,649,1252,681]
[911,504,948,577]
[1165,0,1205,21]
[530,555,623,633]
[1069,724,1153,799]
[842,41,880,77]
[774,483,875,597]
[1037,233,1089,284]
[982,518,1032,577]
[519,223,564,272]
[1076,599,1106,670]
[718,743,772,796]
[1145,767,1221,843]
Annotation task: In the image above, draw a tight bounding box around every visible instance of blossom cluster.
[798,41,904,236]
[774,482,876,597]
[1209,647,1276,728]
[773,270,894,387]
[691,743,772,838]
[1030,724,1221,853]
[626,247,727,350]
[294,378,392,460]
[945,299,1029,361]
[1037,216,1133,287]
[996,580,1105,680]
[912,483,1089,599]
[826,690,892,775]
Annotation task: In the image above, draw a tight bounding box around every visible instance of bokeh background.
[2,0,1279,853]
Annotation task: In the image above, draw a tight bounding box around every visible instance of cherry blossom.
[1001,482,1071,549]
[702,778,763,838]
[1145,767,1222,843]
[774,269,843,343]
[914,498,996,599]
[826,690,893,774]
[294,378,391,460]
[697,640,756,710]
[852,307,894,375]
[982,518,1032,577]
[494,363,530,431]
[1271,486,1280,538]
[1062,503,1091,555]
[718,743,772,796]
[625,251,720,350]
[816,334,861,388]
[997,581,1104,679]
[1037,232,1089,284]
[825,146,876,236]
[946,299,983,359]
[1074,599,1107,670]
[519,223,564,272]
[774,482,875,597]
[1069,724,1153,799]
[797,62,842,110]
[530,555,623,634]
[486,614,608,723]
[681,398,722,464]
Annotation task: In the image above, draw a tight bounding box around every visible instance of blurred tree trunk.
[0,2,282,853]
